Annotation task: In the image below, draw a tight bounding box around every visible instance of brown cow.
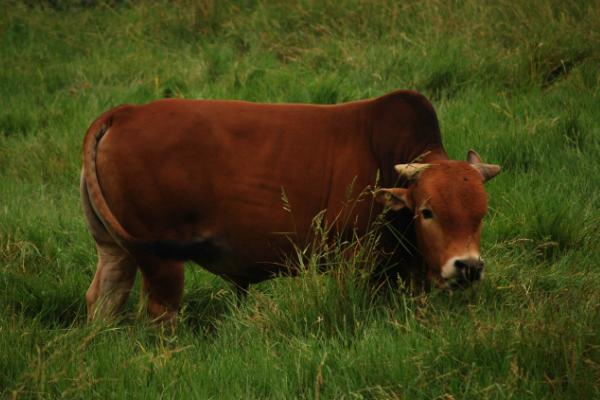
[81,90,500,322]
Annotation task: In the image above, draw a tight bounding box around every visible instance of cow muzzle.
[441,255,484,288]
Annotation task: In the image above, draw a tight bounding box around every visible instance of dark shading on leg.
[137,256,184,323]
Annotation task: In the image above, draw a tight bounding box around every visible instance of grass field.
[1,0,599,398]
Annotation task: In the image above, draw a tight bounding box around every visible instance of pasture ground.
[1,1,599,398]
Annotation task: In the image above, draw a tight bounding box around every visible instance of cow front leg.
[227,276,250,297]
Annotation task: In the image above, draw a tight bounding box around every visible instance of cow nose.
[454,258,484,282]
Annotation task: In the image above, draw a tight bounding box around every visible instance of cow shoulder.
[372,90,441,142]
[369,90,446,184]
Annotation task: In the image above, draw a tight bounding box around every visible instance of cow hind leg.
[86,242,137,321]
[82,172,137,321]
[137,256,184,323]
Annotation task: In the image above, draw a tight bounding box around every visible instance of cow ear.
[467,149,483,164]
[375,188,413,211]
[467,149,501,182]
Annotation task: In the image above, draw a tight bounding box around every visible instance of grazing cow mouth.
[444,275,480,289]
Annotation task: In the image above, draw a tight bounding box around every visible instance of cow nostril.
[454,259,484,282]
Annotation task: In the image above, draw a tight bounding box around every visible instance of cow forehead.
[413,162,487,217]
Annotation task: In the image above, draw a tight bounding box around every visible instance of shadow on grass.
[3,267,238,332]
[2,271,87,328]
[179,285,239,334]
[1,240,539,340]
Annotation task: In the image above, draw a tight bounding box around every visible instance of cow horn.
[394,163,431,180]
[467,149,501,182]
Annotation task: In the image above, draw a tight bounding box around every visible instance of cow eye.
[421,209,433,219]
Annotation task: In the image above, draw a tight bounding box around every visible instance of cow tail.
[82,108,139,248]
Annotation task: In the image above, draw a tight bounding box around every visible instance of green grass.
[1,0,600,398]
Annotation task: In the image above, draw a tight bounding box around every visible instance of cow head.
[376,150,500,288]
